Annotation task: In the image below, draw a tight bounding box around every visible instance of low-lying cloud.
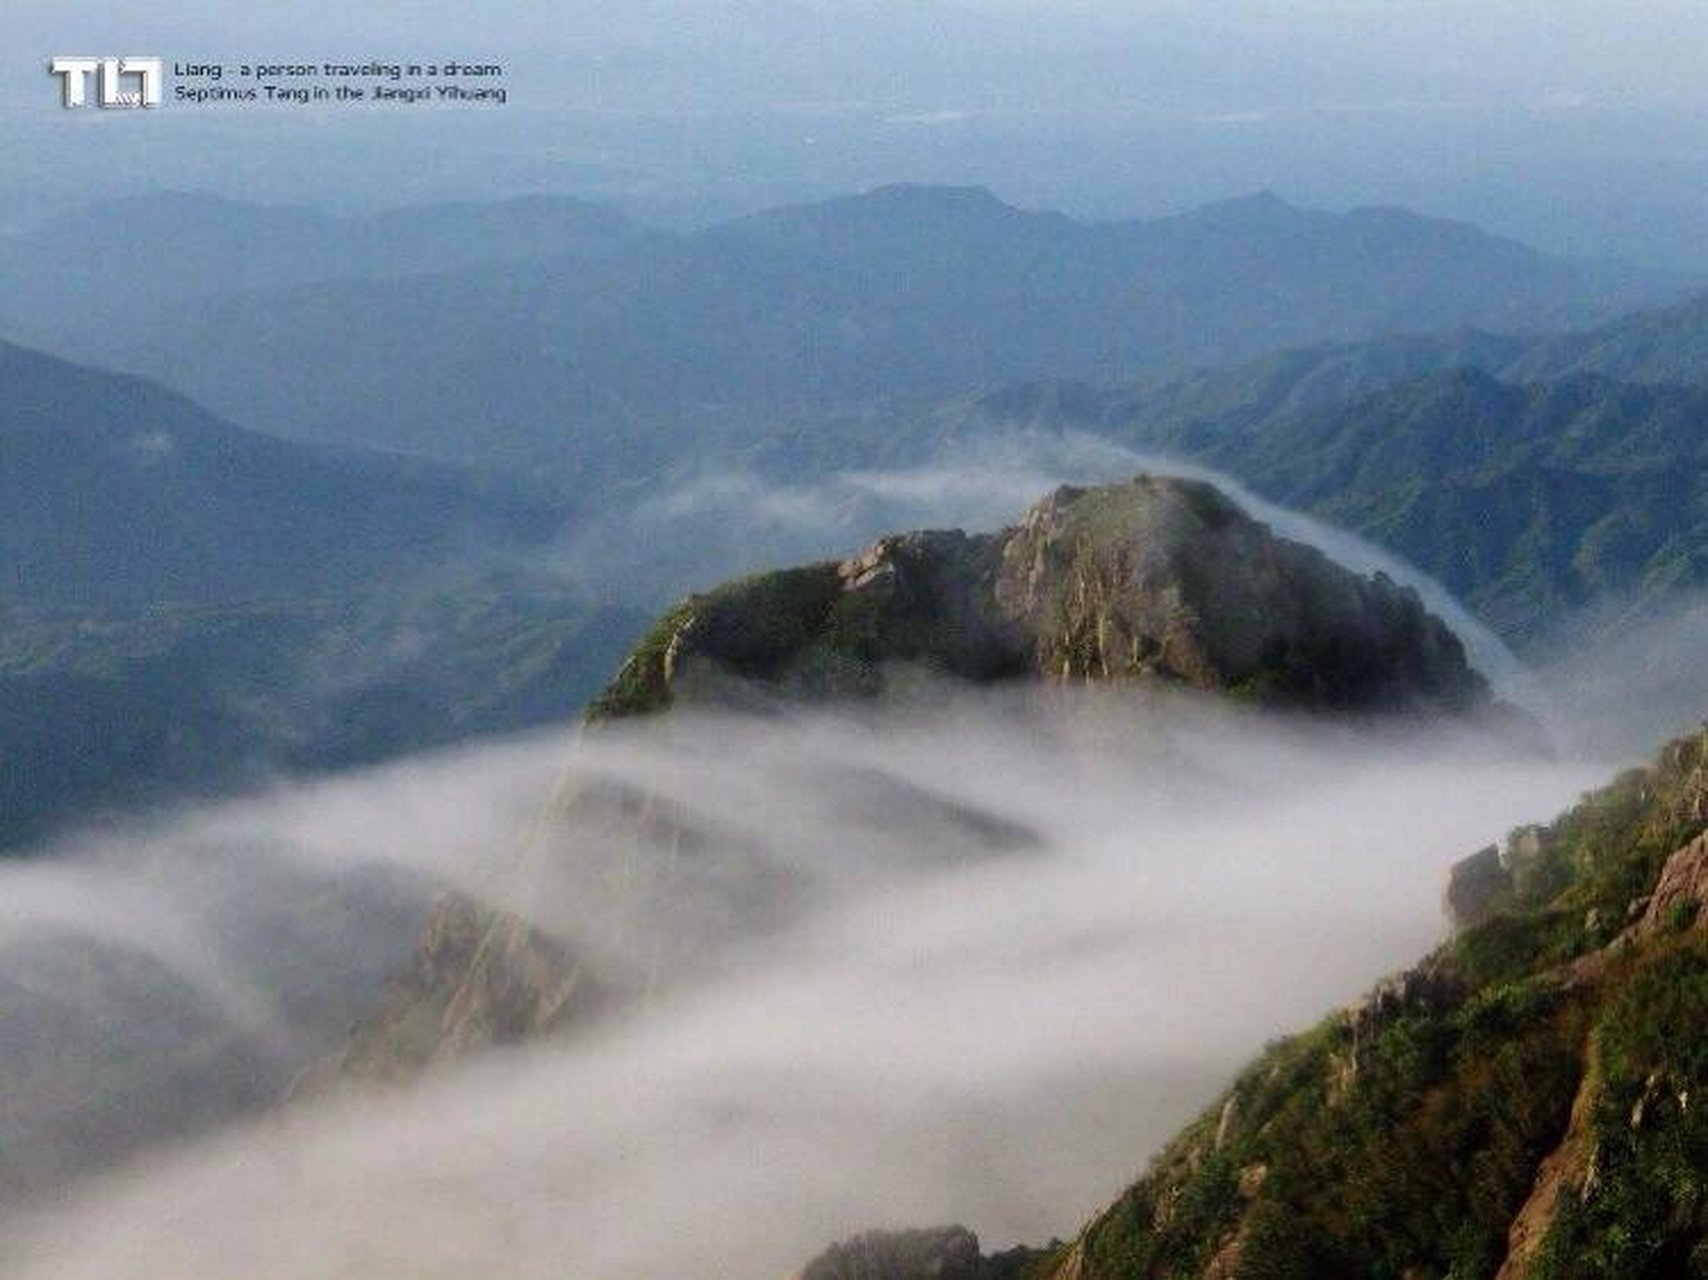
[1532,591,1708,758]
[0,731,567,1200]
[2,443,1699,1276]
[0,689,1607,1279]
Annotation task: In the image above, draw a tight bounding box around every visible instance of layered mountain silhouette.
[1116,369,1708,645]
[1510,291,1708,387]
[0,192,646,341]
[7,178,1708,1274]
[13,186,1686,469]
[0,340,563,609]
[0,341,642,850]
[10,237,1708,848]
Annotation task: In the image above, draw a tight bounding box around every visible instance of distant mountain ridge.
[1099,369,1708,646]
[0,192,647,340]
[1510,291,1708,387]
[766,329,1708,649]
[14,185,1689,470]
[0,340,562,609]
[0,340,642,852]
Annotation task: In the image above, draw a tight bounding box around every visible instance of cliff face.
[876,729,1708,1280]
[296,891,604,1087]
[324,476,1505,1084]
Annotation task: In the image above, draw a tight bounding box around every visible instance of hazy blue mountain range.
[1160,371,1708,645]
[0,341,645,851]
[8,298,1708,853]
[1509,291,1708,387]
[1090,288,1708,410]
[4,179,1708,1274]
[0,584,645,854]
[756,292,1708,484]
[7,186,1708,849]
[11,186,1689,470]
[0,192,646,341]
[0,340,567,609]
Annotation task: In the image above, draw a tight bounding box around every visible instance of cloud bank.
[0,690,1605,1278]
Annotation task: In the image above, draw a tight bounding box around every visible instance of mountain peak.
[860,181,1009,210]
[1174,188,1308,226]
[588,473,1495,722]
[1215,188,1294,212]
[713,182,1049,242]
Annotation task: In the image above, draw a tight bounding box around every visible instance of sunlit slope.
[994,725,1708,1280]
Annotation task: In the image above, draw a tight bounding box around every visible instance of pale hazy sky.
[4,2,1707,264]
[7,1,1707,112]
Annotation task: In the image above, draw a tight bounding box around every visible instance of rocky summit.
[591,474,1494,721]
[322,475,1507,1085]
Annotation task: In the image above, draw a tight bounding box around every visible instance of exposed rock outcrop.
[1446,844,1512,930]
[1494,1044,1602,1280]
[295,891,603,1090]
[1631,830,1708,940]
[593,477,1497,722]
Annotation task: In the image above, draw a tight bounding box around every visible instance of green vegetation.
[586,564,847,719]
[1534,942,1708,1277]
[1114,370,1708,649]
[583,601,697,721]
[1044,727,1708,1279]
